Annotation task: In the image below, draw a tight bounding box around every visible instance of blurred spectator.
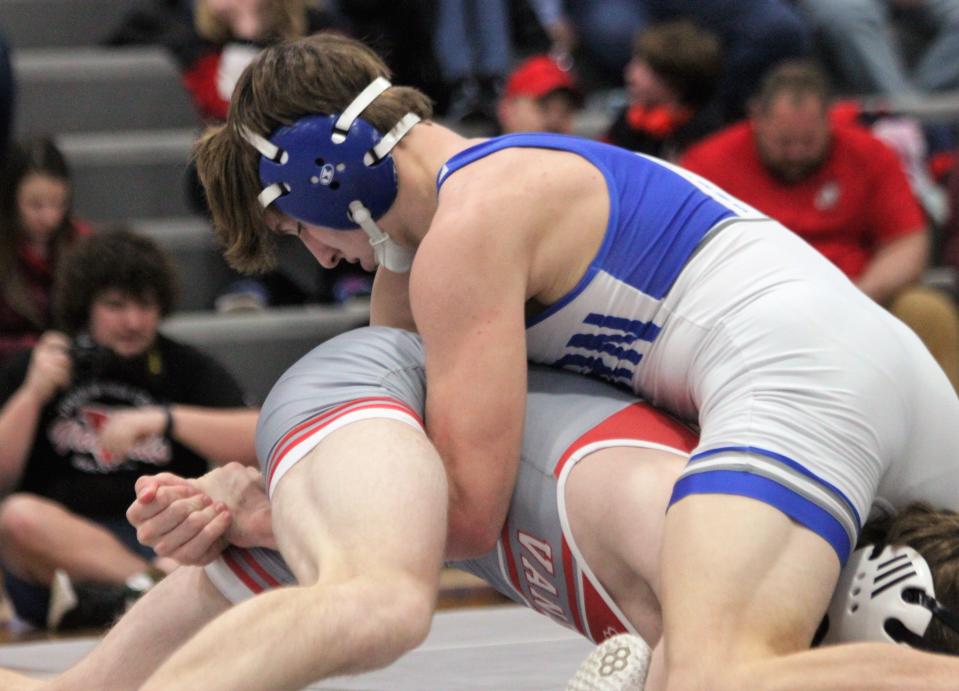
[329,1,443,107]
[497,54,583,134]
[184,0,345,122]
[0,229,257,630]
[682,61,959,390]
[0,138,90,369]
[106,0,345,123]
[605,20,723,161]
[0,30,13,163]
[796,0,959,97]
[943,150,959,272]
[434,0,513,129]
[107,3,370,305]
[526,0,810,119]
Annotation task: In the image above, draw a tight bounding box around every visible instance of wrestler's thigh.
[656,493,839,691]
[270,419,448,586]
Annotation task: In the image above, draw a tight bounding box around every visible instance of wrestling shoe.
[566,633,651,691]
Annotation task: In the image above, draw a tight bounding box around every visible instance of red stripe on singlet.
[561,535,586,637]
[554,401,697,640]
[582,572,629,643]
[238,549,281,589]
[224,549,264,594]
[502,522,522,595]
[552,401,697,480]
[267,397,422,487]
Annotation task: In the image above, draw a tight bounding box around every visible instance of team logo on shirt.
[47,382,172,472]
[815,181,841,211]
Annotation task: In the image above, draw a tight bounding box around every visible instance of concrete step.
[58,128,196,219]
[161,303,370,404]
[130,217,238,312]
[0,0,130,49]
[14,47,197,134]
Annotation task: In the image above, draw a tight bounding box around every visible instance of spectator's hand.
[128,472,231,565]
[22,331,71,403]
[547,16,578,69]
[98,406,167,464]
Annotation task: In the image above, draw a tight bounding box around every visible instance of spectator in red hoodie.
[682,60,959,390]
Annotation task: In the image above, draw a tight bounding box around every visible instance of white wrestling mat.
[0,605,595,690]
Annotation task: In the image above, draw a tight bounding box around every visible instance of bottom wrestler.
[9,326,959,691]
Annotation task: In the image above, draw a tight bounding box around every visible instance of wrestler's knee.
[0,493,63,552]
[311,571,435,669]
[661,653,777,691]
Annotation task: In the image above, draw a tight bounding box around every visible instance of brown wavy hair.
[54,228,178,335]
[634,21,722,110]
[194,32,433,274]
[860,503,959,654]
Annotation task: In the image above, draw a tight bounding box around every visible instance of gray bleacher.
[161,303,371,405]
[5,0,371,402]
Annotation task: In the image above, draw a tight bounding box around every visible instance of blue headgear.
[241,77,419,272]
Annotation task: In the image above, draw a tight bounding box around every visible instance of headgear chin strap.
[240,76,419,273]
[822,545,938,646]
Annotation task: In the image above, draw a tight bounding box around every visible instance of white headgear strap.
[348,201,414,273]
[333,76,392,143]
[822,545,934,646]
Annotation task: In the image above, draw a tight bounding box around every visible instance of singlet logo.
[553,313,660,387]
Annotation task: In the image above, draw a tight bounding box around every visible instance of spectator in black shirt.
[0,229,258,630]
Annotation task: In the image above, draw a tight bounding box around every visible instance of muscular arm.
[410,199,531,559]
[856,229,928,305]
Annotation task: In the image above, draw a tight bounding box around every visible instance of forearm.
[856,231,928,304]
[0,387,44,495]
[432,427,522,560]
[752,642,959,691]
[171,406,258,466]
[370,267,416,330]
[141,576,434,691]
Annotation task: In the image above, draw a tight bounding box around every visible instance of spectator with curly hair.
[0,229,258,632]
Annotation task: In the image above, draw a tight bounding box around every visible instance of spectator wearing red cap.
[605,20,724,161]
[497,55,583,135]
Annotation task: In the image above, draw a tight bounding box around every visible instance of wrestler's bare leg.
[44,566,230,691]
[650,492,959,691]
[139,419,448,691]
[0,668,40,691]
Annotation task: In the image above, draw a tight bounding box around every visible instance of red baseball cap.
[504,55,582,103]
